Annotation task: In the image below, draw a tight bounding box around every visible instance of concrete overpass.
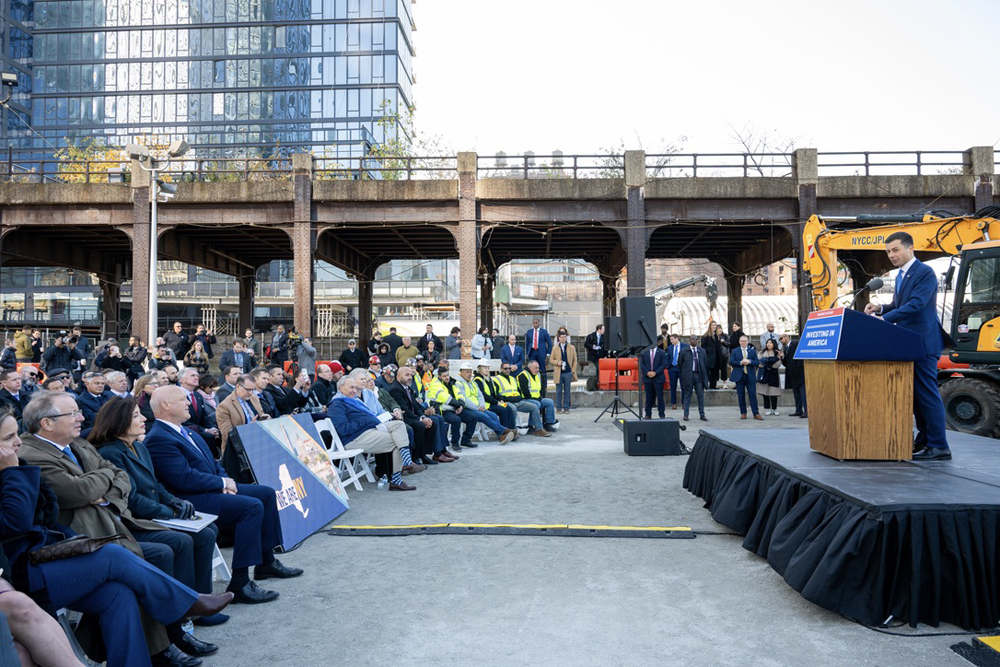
[0,147,995,346]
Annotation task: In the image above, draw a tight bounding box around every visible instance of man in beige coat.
[549,331,578,414]
[215,374,268,456]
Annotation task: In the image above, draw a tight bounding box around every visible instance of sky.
[413,0,1000,156]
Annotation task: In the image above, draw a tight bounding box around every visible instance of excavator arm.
[803,213,1000,311]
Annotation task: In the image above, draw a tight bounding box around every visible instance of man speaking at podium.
[864,231,951,461]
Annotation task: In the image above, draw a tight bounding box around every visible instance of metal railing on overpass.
[816,150,966,176]
[645,153,793,178]
[477,154,624,179]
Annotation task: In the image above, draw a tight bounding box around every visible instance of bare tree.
[727,123,800,177]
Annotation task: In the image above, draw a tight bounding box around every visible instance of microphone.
[850,277,884,310]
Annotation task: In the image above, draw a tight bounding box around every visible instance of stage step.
[951,635,1000,666]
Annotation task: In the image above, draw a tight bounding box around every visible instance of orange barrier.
[598,357,639,391]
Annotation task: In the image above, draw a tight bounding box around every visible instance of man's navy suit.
[0,388,29,422]
[76,391,110,429]
[524,327,552,398]
[219,349,254,374]
[729,345,760,416]
[182,389,220,456]
[639,346,668,418]
[500,344,526,374]
[679,345,709,419]
[664,343,683,407]
[880,258,950,450]
[144,420,281,570]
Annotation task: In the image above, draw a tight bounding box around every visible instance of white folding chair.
[516,411,530,431]
[473,422,491,442]
[316,418,374,492]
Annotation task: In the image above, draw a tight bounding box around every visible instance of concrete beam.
[644,177,797,200]
[457,151,479,358]
[156,232,246,277]
[476,178,625,201]
[131,188,152,344]
[315,202,459,225]
[818,175,971,198]
[968,146,995,211]
[314,179,457,202]
[292,154,314,338]
[357,273,374,349]
[625,186,648,296]
[731,229,794,275]
[239,275,255,335]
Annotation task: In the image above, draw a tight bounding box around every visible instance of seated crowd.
[0,321,571,664]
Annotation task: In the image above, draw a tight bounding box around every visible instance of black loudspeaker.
[622,419,681,456]
[604,316,623,351]
[619,296,657,348]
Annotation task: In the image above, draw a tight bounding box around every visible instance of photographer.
[97,342,129,373]
[124,335,149,381]
[40,330,84,375]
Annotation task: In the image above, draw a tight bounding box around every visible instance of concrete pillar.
[624,150,647,296]
[480,272,495,332]
[357,273,373,349]
[725,270,744,334]
[967,146,995,211]
[99,278,120,342]
[130,186,152,344]
[292,153,314,338]
[794,147,819,332]
[238,274,255,334]
[457,151,479,357]
[602,273,618,319]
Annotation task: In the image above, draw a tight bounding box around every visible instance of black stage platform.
[683,428,1000,630]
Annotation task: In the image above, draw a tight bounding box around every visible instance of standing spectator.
[220,339,254,375]
[338,339,366,372]
[297,337,317,378]
[70,326,92,380]
[0,339,15,371]
[97,343,129,373]
[664,333,682,410]
[162,321,190,361]
[382,327,403,356]
[583,324,606,374]
[183,339,211,375]
[639,344,667,420]
[41,331,83,375]
[395,337,419,367]
[367,331,383,355]
[444,327,462,360]
[729,335,762,420]
[702,322,725,390]
[491,329,506,358]
[30,329,44,363]
[471,326,494,359]
[242,328,262,365]
[657,324,670,349]
[269,324,289,365]
[416,324,443,355]
[717,323,731,389]
[500,334,525,375]
[192,324,217,359]
[124,335,148,381]
[679,335,708,422]
[13,325,32,362]
[759,323,782,351]
[524,318,552,399]
[375,342,393,368]
[757,338,783,415]
[781,334,807,418]
[550,331,577,414]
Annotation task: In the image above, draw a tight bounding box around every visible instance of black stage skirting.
[683,428,1000,629]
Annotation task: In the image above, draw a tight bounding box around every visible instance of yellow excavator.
[802,207,1000,437]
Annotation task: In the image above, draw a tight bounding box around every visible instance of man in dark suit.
[583,324,606,374]
[0,369,30,424]
[639,344,668,419]
[264,366,309,415]
[251,368,280,418]
[387,366,440,466]
[178,367,221,456]
[75,371,111,430]
[780,334,807,418]
[145,385,303,604]
[664,333,682,410]
[524,319,552,399]
[729,335,762,420]
[500,334,526,375]
[416,325,443,354]
[215,365,242,405]
[219,340,254,376]
[678,335,708,421]
[383,327,404,356]
[865,231,951,460]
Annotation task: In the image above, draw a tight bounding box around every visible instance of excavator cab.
[950,241,1000,365]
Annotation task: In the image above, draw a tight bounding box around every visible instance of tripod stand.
[595,353,639,424]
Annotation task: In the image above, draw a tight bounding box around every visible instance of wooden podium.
[795,308,925,461]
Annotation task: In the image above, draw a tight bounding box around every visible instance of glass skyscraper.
[14,0,414,157]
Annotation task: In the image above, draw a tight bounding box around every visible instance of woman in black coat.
[701,322,723,389]
[757,338,783,414]
[90,396,220,599]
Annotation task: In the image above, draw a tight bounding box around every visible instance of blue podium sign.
[236,414,349,550]
[795,308,845,360]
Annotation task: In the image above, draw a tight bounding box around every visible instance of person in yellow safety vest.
[456,362,514,445]
[517,360,559,430]
[426,367,480,451]
[495,363,549,437]
[473,362,519,437]
[404,357,453,459]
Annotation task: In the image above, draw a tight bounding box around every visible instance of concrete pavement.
[195,405,972,666]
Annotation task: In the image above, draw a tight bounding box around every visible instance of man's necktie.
[190,393,198,416]
[672,347,678,366]
[62,446,80,467]
[533,330,538,350]
[650,349,655,368]
[896,270,905,294]
[692,347,698,371]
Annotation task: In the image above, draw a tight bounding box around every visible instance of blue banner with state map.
[236,414,349,550]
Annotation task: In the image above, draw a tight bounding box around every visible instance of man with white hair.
[329,375,415,490]
[104,370,131,398]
